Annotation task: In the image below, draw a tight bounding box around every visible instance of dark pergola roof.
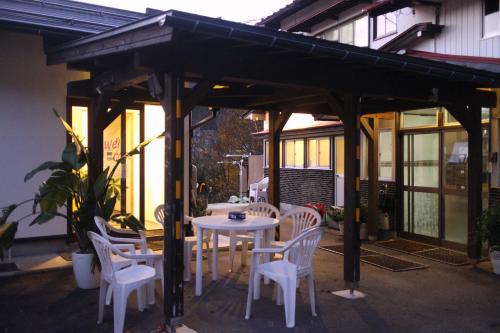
[0,0,148,38]
[47,10,499,115]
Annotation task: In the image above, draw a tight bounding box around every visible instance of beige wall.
[0,30,89,238]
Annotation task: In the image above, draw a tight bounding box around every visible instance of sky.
[79,0,293,24]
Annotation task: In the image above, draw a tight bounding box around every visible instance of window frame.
[374,11,398,40]
[315,14,369,47]
[284,138,305,169]
[483,0,500,39]
[307,136,331,169]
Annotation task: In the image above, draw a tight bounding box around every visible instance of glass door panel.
[103,115,121,213]
[144,105,165,229]
[125,110,141,218]
[403,132,439,238]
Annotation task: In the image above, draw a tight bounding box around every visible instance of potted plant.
[378,185,394,231]
[306,202,326,225]
[0,110,162,288]
[327,206,344,234]
[478,205,500,275]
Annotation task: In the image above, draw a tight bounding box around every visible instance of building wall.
[436,0,500,57]
[264,168,334,207]
[0,30,88,238]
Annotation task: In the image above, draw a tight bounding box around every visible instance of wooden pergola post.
[361,117,379,239]
[466,105,483,260]
[447,103,483,261]
[157,72,185,326]
[342,95,361,289]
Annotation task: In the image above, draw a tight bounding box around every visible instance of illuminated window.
[335,136,344,174]
[401,108,439,128]
[375,12,397,38]
[444,108,491,126]
[264,140,282,168]
[284,139,304,168]
[308,137,331,168]
[379,130,393,180]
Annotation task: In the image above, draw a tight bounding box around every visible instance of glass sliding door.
[144,105,165,229]
[103,116,122,213]
[125,109,141,219]
[403,133,440,238]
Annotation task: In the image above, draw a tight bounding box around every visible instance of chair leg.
[147,281,155,306]
[229,233,237,272]
[276,284,284,306]
[241,241,248,267]
[136,286,146,312]
[184,244,192,282]
[253,272,261,300]
[98,279,108,324]
[245,268,255,320]
[113,287,128,333]
[283,276,297,328]
[307,274,317,317]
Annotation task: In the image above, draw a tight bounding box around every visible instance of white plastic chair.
[88,231,162,333]
[228,202,280,272]
[272,207,322,248]
[245,227,324,328]
[153,205,212,281]
[94,216,163,305]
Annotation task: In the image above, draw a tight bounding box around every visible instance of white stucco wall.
[0,30,89,238]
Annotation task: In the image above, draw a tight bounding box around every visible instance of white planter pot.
[360,223,368,240]
[490,250,500,275]
[338,222,344,235]
[72,252,100,289]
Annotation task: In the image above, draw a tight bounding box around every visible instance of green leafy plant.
[478,205,500,252]
[327,206,344,222]
[0,109,164,259]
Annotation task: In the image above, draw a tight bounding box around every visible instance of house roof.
[0,0,149,38]
[47,10,500,88]
[380,22,443,52]
[258,0,315,29]
[406,50,500,74]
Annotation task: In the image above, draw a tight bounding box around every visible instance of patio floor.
[1,230,500,333]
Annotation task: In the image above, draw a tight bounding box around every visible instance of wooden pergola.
[46,10,499,329]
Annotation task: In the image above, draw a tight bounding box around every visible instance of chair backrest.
[285,227,323,274]
[94,216,111,240]
[282,207,322,239]
[258,177,269,189]
[241,202,280,218]
[88,231,117,282]
[154,205,165,226]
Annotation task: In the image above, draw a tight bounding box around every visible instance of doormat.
[0,262,19,273]
[320,245,427,272]
[375,239,469,266]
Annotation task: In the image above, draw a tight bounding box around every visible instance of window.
[401,108,439,128]
[360,132,369,180]
[375,12,397,38]
[484,0,500,38]
[317,15,369,47]
[444,108,491,126]
[308,137,331,168]
[335,136,344,174]
[284,139,304,168]
[264,140,283,167]
[379,130,393,180]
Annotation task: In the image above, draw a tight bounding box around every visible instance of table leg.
[212,230,218,281]
[253,230,262,300]
[195,226,203,296]
[263,229,271,285]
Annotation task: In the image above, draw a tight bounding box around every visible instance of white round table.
[192,215,279,296]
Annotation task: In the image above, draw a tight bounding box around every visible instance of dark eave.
[258,0,316,29]
[282,0,371,32]
[380,22,443,52]
[47,10,500,87]
[0,0,146,36]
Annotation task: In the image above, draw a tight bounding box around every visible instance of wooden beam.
[360,117,373,140]
[99,96,135,129]
[93,68,150,92]
[158,72,185,326]
[268,111,291,209]
[183,74,221,115]
[340,94,361,289]
[87,93,112,181]
[367,118,379,239]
